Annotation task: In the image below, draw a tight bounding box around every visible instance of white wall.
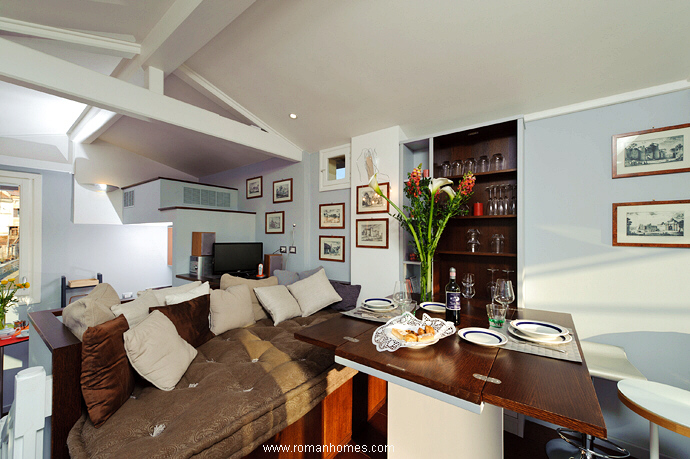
[524,89,690,458]
[350,126,406,299]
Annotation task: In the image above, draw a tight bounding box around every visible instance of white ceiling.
[1,0,690,178]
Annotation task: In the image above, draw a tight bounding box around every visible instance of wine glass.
[461,283,475,299]
[487,268,499,303]
[392,281,410,307]
[493,279,515,310]
[462,273,475,286]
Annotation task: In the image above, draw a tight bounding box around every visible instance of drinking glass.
[400,299,417,315]
[462,273,475,286]
[496,185,505,215]
[440,161,451,177]
[461,283,475,299]
[392,281,410,307]
[451,160,463,177]
[503,184,511,214]
[464,158,476,174]
[486,303,507,328]
[509,184,517,215]
[490,153,505,171]
[493,279,515,309]
[466,229,481,252]
[490,234,504,253]
[487,268,499,302]
[477,155,490,173]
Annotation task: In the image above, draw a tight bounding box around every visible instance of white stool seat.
[580,341,646,382]
[618,379,690,435]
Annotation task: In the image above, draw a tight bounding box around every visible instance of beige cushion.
[63,283,120,341]
[123,311,197,391]
[288,269,342,317]
[110,290,159,328]
[209,285,254,335]
[165,282,210,305]
[220,274,278,321]
[138,281,201,305]
[253,285,301,325]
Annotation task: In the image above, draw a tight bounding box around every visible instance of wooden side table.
[0,332,29,414]
[617,379,690,459]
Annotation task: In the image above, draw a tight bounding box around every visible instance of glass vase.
[419,258,433,303]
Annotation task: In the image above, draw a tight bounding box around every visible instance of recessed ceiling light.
[289,113,298,119]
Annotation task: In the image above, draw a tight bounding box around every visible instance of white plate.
[458,327,507,347]
[508,325,572,345]
[0,328,14,339]
[18,330,29,338]
[361,304,397,313]
[510,319,569,339]
[420,302,446,313]
[363,298,394,309]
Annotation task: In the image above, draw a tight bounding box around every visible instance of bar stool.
[546,341,646,459]
[618,379,690,459]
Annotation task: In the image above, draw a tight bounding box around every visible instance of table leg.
[388,383,503,458]
[0,346,4,416]
[649,422,659,459]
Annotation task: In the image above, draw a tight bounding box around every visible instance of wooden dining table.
[295,301,605,458]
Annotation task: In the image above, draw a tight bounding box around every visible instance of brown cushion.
[81,315,134,428]
[150,294,214,348]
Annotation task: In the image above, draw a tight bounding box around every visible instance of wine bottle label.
[446,292,461,310]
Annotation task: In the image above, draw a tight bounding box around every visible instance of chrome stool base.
[546,429,630,459]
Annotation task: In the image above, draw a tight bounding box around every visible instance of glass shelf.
[436,251,517,258]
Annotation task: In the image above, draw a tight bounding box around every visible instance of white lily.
[368,173,383,196]
[441,185,456,199]
[429,177,453,195]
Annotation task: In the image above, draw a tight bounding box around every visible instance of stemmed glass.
[510,184,517,215]
[461,273,475,301]
[496,185,505,215]
[392,281,410,308]
[503,185,512,214]
[493,279,515,310]
[487,268,499,302]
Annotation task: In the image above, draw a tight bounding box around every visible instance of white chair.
[546,341,646,459]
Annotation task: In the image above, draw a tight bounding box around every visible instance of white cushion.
[253,285,301,325]
[219,275,279,321]
[288,269,342,317]
[138,281,201,305]
[110,290,159,328]
[209,285,254,335]
[123,311,197,391]
[63,283,120,341]
[165,282,210,305]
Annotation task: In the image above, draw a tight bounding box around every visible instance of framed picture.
[356,218,389,249]
[612,123,690,179]
[356,182,389,214]
[246,176,262,199]
[265,211,284,234]
[319,203,345,229]
[273,178,293,203]
[612,200,690,248]
[319,235,345,262]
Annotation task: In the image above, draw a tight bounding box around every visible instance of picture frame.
[319,235,345,262]
[273,178,293,203]
[356,218,389,249]
[265,211,285,234]
[612,199,690,248]
[356,182,389,214]
[319,203,346,229]
[612,123,690,179]
[246,176,262,199]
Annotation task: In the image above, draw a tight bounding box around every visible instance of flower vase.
[419,258,433,303]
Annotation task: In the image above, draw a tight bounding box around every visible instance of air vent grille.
[123,190,135,208]
[183,187,232,208]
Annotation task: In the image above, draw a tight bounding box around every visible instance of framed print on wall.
[612,123,690,179]
[319,203,345,229]
[319,235,345,262]
[273,178,293,203]
[356,218,389,249]
[612,199,690,248]
[246,176,262,199]
[265,211,285,234]
[356,182,389,214]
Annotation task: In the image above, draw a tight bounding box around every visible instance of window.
[0,171,42,303]
[319,144,351,192]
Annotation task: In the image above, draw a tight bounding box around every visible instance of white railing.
[0,367,52,459]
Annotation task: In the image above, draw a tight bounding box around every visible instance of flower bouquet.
[0,278,29,327]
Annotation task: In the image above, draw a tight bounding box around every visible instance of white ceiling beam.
[174,64,302,153]
[0,37,303,162]
[0,17,140,58]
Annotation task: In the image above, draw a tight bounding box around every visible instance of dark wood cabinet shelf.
[453,214,516,220]
[437,251,517,258]
[446,168,517,180]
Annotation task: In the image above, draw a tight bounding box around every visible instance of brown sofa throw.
[81,315,134,428]
[150,294,214,348]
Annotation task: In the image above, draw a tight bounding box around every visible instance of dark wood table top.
[295,302,607,438]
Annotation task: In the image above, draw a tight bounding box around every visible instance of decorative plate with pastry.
[372,312,456,352]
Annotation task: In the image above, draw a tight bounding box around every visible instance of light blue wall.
[524,90,690,458]
[202,151,351,282]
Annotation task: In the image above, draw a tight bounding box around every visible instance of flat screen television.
[213,242,263,275]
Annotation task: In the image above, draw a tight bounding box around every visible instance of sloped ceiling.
[2,0,690,178]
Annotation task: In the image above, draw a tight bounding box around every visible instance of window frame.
[319,144,351,192]
[0,170,42,303]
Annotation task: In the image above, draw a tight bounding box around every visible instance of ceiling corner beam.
[0,37,302,162]
[0,16,140,58]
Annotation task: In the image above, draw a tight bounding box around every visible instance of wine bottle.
[445,267,461,325]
